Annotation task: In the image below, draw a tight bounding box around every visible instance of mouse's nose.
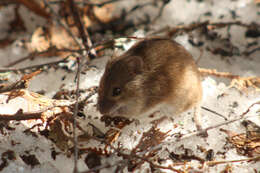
[97,96,117,115]
[97,101,103,113]
[97,98,109,115]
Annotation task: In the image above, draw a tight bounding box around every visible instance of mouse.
[97,37,203,129]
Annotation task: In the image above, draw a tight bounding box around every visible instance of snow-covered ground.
[0,0,259,172]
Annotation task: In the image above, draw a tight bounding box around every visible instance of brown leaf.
[221,121,260,157]
[21,70,42,81]
[27,25,80,58]
[93,3,114,23]
[0,38,13,48]
[48,119,73,151]
[14,0,50,18]
[9,6,26,33]
[220,164,233,173]
[85,152,101,169]
[20,154,40,167]
[198,68,260,91]
[105,128,121,144]
[133,126,170,154]
[0,71,42,94]
[28,27,51,52]
[0,89,73,125]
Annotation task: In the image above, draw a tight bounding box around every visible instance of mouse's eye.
[112,87,121,97]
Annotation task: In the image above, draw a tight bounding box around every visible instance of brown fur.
[98,38,202,119]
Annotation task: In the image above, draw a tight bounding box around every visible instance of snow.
[0,0,259,172]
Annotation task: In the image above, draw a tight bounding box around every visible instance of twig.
[67,0,96,58]
[16,0,50,18]
[206,156,260,166]
[152,0,171,23]
[4,47,81,67]
[201,106,227,120]
[65,1,96,170]
[132,154,183,173]
[195,47,204,64]
[179,101,260,139]
[199,68,260,91]
[164,21,256,37]
[167,21,209,37]
[2,37,118,70]
[0,106,54,121]
[0,80,27,93]
[5,49,50,67]
[144,101,260,155]
[0,70,42,93]
[72,56,82,173]
[128,2,155,14]
[0,96,75,121]
[77,124,184,172]
[49,0,122,7]
[0,56,69,72]
[198,68,239,78]
[43,0,82,49]
[243,47,260,56]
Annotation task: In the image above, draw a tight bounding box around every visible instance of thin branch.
[78,124,183,173]
[3,36,142,69]
[0,98,75,121]
[0,80,27,93]
[43,0,82,49]
[49,0,122,7]
[206,156,260,166]
[243,47,260,56]
[16,0,50,18]
[179,101,260,139]
[72,56,82,173]
[143,101,260,155]
[132,154,183,173]
[4,47,81,67]
[0,106,54,121]
[0,70,42,93]
[198,68,239,78]
[162,21,257,37]
[5,50,50,67]
[201,106,227,120]
[0,56,69,72]
[152,0,171,23]
[67,0,93,56]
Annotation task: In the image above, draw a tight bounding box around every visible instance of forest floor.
[0,0,259,172]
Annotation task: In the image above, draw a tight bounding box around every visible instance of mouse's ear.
[125,56,143,74]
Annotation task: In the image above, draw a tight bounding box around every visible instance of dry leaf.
[93,3,114,23]
[26,24,80,58]
[133,126,170,153]
[28,27,51,52]
[198,68,260,91]
[221,121,260,157]
[50,24,79,50]
[229,77,260,92]
[9,6,26,33]
[0,89,73,126]
[15,0,50,18]
[0,38,13,48]
[21,70,41,81]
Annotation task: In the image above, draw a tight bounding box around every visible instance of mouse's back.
[98,38,202,118]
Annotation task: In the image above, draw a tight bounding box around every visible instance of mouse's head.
[97,55,145,118]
